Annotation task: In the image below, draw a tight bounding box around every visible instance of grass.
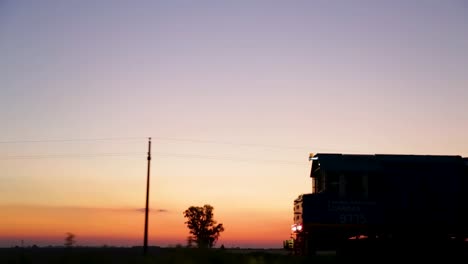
[0,247,335,264]
[4,244,467,264]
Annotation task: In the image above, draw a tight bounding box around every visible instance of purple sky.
[1,1,467,152]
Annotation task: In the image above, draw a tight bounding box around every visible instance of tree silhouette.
[183,204,225,248]
[64,232,76,248]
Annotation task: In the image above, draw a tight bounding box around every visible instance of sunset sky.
[1,0,467,248]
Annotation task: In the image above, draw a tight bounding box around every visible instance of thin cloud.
[136,208,170,214]
[1,204,170,214]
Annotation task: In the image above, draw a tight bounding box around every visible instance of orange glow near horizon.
[0,204,292,248]
[0,144,310,248]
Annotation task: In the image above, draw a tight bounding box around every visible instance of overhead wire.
[0,136,368,165]
[0,137,144,144]
[0,151,307,166]
[0,136,365,153]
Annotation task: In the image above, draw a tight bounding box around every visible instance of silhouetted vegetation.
[64,233,76,248]
[0,247,328,264]
[2,245,468,264]
[183,204,225,248]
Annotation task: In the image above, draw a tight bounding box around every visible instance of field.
[2,244,468,264]
[0,247,335,264]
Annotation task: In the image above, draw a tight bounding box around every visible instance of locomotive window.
[315,172,325,193]
[326,173,340,195]
[346,174,366,199]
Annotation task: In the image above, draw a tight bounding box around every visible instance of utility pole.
[143,137,151,256]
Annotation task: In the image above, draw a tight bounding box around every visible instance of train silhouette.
[286,153,468,256]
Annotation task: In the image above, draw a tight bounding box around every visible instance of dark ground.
[0,247,330,264]
[1,244,468,264]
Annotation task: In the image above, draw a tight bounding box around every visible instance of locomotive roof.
[310,153,466,176]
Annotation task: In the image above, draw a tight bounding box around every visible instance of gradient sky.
[1,0,467,248]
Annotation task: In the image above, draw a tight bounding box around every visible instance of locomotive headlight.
[309,154,318,161]
[297,225,303,231]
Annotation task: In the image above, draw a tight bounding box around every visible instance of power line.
[153,152,307,165]
[0,151,307,166]
[0,136,366,153]
[0,136,307,150]
[0,137,145,144]
[0,152,143,159]
[150,136,310,151]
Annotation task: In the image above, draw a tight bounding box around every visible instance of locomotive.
[288,153,468,256]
